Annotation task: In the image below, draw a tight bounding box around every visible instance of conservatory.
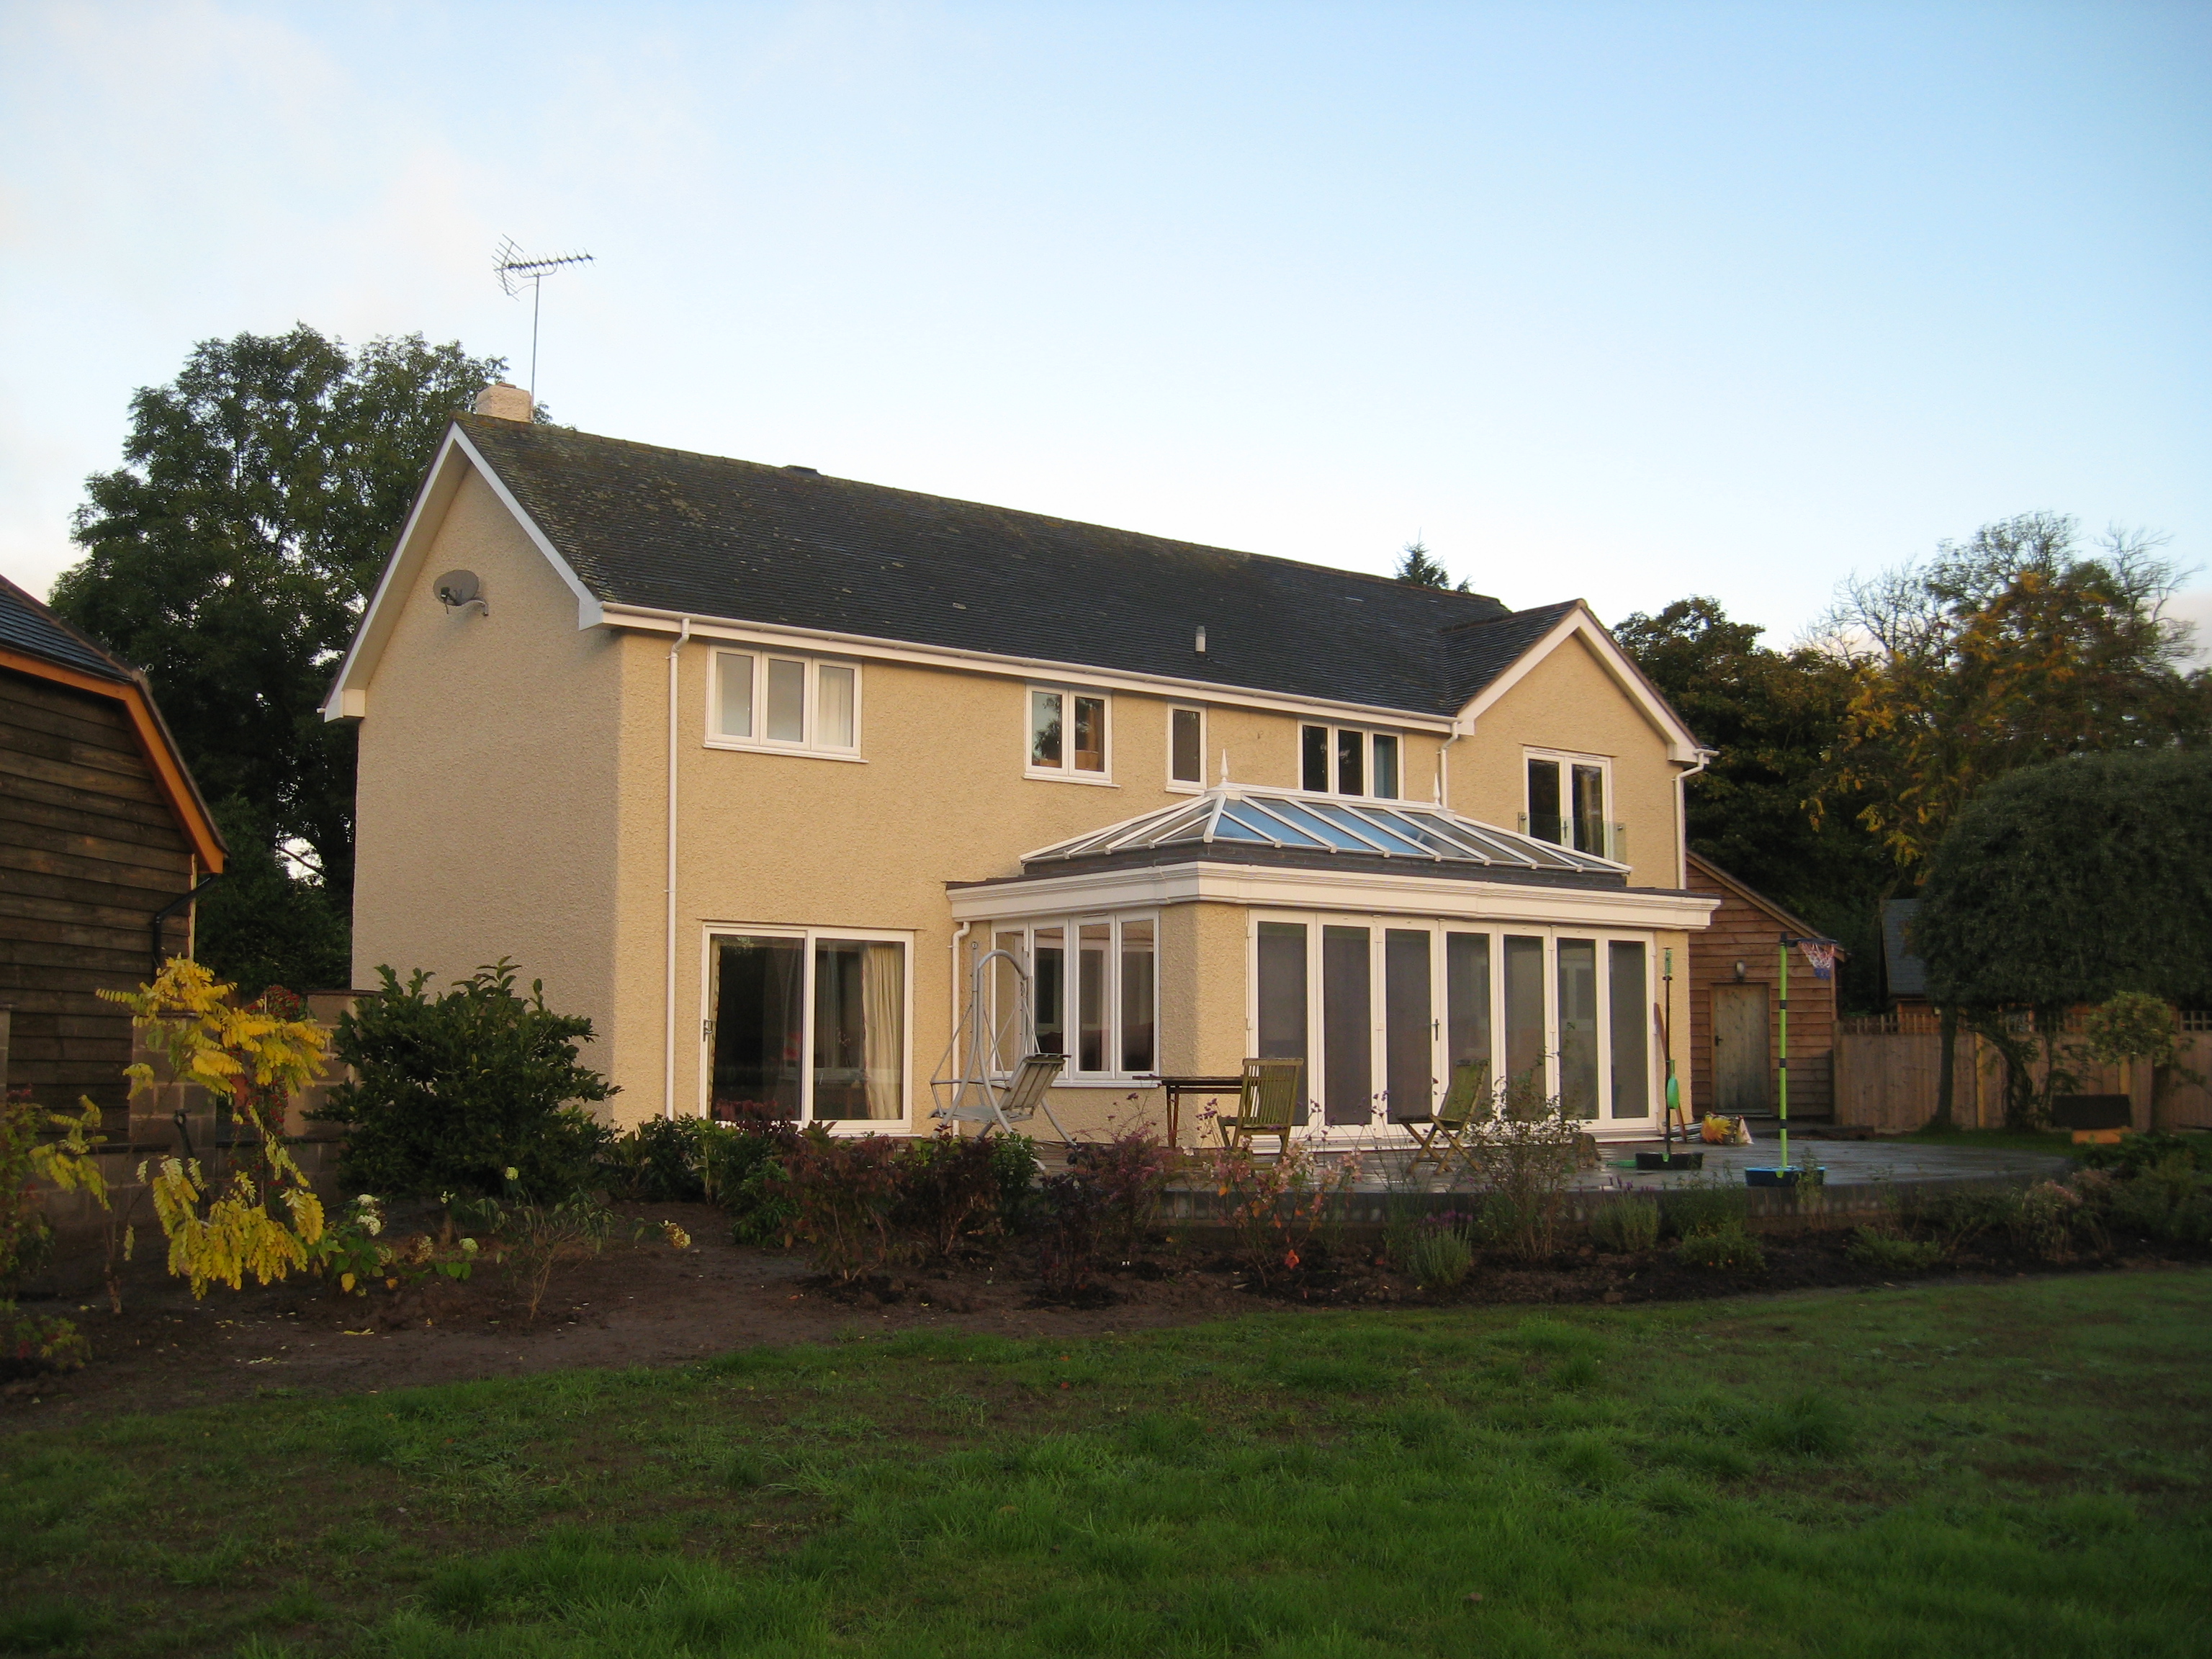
[944,787,1717,1142]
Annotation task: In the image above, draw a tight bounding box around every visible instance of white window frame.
[982,911,1160,1084]
[1024,683,1116,786]
[1521,747,1615,858]
[706,648,865,760]
[1244,911,1658,1136]
[1166,704,1208,793]
[1298,723,1403,801]
[696,922,914,1130]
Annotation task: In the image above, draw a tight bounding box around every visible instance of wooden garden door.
[1712,984,1770,1116]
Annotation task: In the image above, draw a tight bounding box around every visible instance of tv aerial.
[493,238,595,409]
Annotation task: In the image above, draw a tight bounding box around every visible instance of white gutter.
[664,616,693,1118]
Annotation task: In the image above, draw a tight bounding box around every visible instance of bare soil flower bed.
[6,1200,2203,1422]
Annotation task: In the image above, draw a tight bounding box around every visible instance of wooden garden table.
[1136,1074,1247,1150]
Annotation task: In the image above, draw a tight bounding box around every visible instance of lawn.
[3,1272,2208,1658]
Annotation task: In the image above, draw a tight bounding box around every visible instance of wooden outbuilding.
[1,574,225,1112]
[1683,852,1841,1121]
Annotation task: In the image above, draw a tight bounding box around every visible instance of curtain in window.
[863,941,902,1120]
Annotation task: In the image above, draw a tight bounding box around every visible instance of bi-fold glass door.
[1250,915,1655,1132]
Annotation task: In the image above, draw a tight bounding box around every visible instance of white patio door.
[1250,914,1656,1133]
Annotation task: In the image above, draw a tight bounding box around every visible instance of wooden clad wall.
[0,665,196,1112]
[1683,866,1838,1119]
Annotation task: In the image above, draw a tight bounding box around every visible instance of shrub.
[2014,1179,2093,1263]
[1457,1085,1583,1262]
[783,1132,908,1282]
[1897,1184,2020,1250]
[603,1118,711,1202]
[321,960,615,1200]
[898,1130,1018,1261]
[1588,1197,1661,1253]
[1401,1216,1474,1293]
[1672,1226,1766,1270]
[1033,1129,1168,1301]
[1845,1227,1945,1273]
[1064,1128,1173,1258]
[1210,1137,1359,1286]
[2078,1131,2211,1177]
[1034,1169,1110,1302]
[1660,1182,1747,1241]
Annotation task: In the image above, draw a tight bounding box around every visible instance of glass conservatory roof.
[1023,788,1626,874]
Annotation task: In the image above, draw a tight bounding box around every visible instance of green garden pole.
[1776,937,1790,1174]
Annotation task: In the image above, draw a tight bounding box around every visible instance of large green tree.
[52,326,504,936]
[1913,751,2212,1127]
[1816,513,2210,868]
[1613,597,1890,1004]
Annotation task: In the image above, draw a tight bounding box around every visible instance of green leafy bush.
[1660,1182,1748,1241]
[320,960,615,1199]
[2078,1131,2210,1177]
[1846,1228,1945,1273]
[1588,1197,1662,1253]
[2014,1179,2093,1262]
[1672,1226,1766,1270]
[1897,1184,2021,1250]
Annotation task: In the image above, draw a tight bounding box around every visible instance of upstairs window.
[1525,750,1612,857]
[1029,686,1110,781]
[1300,724,1401,799]
[1169,706,1206,788]
[712,650,859,755]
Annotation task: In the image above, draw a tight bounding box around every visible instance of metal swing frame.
[929,946,1074,1142]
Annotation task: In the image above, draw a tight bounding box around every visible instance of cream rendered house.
[325,388,1718,1143]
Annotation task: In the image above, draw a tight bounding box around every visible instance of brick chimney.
[472,382,532,421]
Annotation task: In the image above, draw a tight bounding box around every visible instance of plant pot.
[1635,1151,1705,1171]
[1744,1166,1825,1189]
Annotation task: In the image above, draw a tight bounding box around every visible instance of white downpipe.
[947,920,972,1094]
[1435,715,1469,805]
[1673,750,1714,889]
[664,616,693,1120]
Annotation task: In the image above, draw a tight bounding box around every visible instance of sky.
[2,1,2207,652]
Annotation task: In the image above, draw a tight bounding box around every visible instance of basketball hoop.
[1797,939,1838,981]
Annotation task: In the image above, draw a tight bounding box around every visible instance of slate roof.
[457,415,1585,716]
[0,573,134,683]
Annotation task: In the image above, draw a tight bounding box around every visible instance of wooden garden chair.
[1217,1057,1304,1157]
[1402,1060,1490,1176]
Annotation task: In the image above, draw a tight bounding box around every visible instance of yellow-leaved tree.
[102,959,333,1296]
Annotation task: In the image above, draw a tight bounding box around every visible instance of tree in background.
[1912,752,2212,1127]
[192,796,351,994]
[1395,539,1469,591]
[1613,598,1890,1004]
[1815,513,2209,869]
[50,325,505,974]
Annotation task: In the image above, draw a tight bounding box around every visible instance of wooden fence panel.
[1835,1026,2212,1133]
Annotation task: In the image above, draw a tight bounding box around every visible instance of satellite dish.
[433,570,485,613]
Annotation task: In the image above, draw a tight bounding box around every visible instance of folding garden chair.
[1217,1057,1304,1157]
[1402,1060,1490,1176]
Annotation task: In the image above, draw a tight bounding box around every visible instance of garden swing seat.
[1402,1061,1490,1177]
[1218,1058,1305,1157]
